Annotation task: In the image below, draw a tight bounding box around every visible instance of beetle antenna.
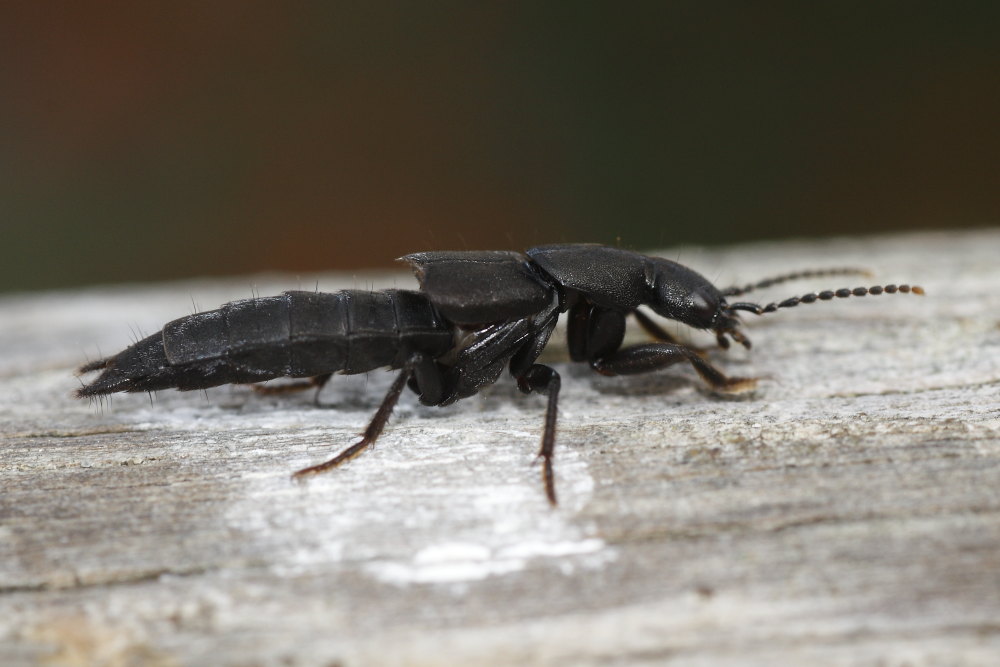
[721,268,873,297]
[729,283,925,315]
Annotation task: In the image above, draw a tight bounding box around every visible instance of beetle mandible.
[77,244,924,504]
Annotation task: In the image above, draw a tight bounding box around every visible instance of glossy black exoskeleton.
[77,244,923,504]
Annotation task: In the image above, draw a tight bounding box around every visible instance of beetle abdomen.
[77,289,453,396]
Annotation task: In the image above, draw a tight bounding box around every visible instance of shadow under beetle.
[77,244,923,505]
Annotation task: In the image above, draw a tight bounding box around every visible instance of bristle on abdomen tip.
[75,383,106,399]
[74,367,132,398]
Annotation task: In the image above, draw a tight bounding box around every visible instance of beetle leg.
[251,372,333,404]
[631,309,680,344]
[408,353,448,406]
[566,301,591,361]
[508,315,562,504]
[292,365,412,479]
[516,364,562,506]
[592,343,757,393]
[566,303,626,362]
[631,310,713,358]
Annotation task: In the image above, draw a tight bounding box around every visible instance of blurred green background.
[2,2,998,293]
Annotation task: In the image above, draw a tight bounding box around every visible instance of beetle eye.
[690,291,711,315]
[687,289,722,328]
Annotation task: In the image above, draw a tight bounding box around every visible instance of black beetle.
[77,244,923,504]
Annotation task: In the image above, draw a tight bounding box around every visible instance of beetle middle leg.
[516,364,561,505]
[509,314,562,505]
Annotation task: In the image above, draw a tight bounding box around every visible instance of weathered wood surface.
[1,230,998,666]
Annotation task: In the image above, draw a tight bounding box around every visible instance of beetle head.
[645,258,752,348]
[646,260,924,351]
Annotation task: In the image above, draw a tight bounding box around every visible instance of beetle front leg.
[631,309,681,344]
[516,364,562,506]
[630,310,717,360]
[592,343,757,393]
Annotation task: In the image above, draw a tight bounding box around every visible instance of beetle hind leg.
[252,373,333,405]
[291,352,441,480]
[77,357,113,374]
[292,368,410,479]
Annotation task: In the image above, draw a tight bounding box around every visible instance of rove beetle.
[77,244,923,505]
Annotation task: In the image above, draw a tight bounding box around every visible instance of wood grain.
[1,230,998,666]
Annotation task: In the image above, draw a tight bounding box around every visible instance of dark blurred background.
[2,2,998,293]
